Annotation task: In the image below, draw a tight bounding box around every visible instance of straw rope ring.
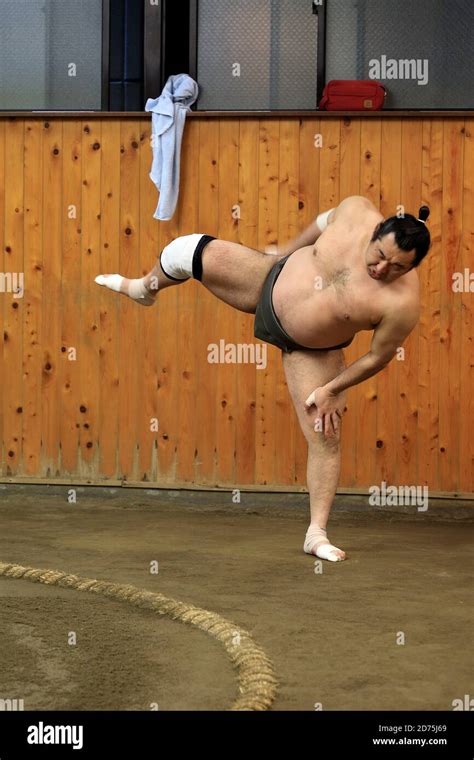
[0,561,277,711]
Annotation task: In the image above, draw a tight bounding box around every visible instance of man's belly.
[272,248,375,349]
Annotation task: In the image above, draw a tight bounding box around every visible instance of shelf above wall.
[0,110,473,119]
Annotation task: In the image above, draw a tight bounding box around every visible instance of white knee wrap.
[160,234,206,280]
[315,208,335,232]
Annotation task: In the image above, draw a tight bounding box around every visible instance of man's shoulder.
[333,196,380,224]
[339,195,377,211]
[382,274,421,321]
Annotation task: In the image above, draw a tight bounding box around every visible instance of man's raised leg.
[95,234,280,313]
[282,348,348,562]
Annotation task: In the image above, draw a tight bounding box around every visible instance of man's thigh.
[201,239,280,313]
[282,348,347,437]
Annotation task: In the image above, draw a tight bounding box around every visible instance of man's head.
[366,206,431,283]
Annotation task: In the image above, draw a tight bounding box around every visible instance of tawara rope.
[0,561,277,711]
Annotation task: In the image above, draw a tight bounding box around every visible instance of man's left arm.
[266,209,336,256]
[330,309,420,394]
[305,306,420,434]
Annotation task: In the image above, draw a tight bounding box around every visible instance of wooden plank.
[398,120,423,485]
[459,119,474,492]
[338,117,361,487]
[438,120,464,491]
[22,123,44,476]
[117,121,141,481]
[97,120,121,479]
[376,119,402,486]
[3,121,24,476]
[0,121,4,474]
[418,120,443,491]
[137,121,160,483]
[318,118,340,210]
[175,120,200,484]
[78,121,102,479]
[58,121,82,475]
[255,119,280,486]
[214,119,240,484]
[194,119,220,484]
[235,119,259,486]
[40,120,62,477]
[354,119,381,487]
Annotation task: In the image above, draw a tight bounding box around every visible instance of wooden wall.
[0,115,472,495]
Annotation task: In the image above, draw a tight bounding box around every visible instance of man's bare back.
[273,196,420,351]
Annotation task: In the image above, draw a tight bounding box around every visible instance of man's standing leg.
[282,348,347,562]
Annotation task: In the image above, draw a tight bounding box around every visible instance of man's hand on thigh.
[304,386,347,437]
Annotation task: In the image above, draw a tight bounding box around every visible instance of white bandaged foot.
[304,525,346,562]
[94,274,156,306]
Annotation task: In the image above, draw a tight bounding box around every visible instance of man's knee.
[311,429,341,452]
[160,234,216,281]
[313,431,341,452]
[301,407,342,450]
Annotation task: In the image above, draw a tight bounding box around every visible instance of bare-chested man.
[95,195,431,562]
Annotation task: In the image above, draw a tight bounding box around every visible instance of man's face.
[365,231,416,283]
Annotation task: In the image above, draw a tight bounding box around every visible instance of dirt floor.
[0,484,472,711]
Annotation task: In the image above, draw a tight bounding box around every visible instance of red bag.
[319,80,386,111]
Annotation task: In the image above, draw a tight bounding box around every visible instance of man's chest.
[311,254,382,326]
